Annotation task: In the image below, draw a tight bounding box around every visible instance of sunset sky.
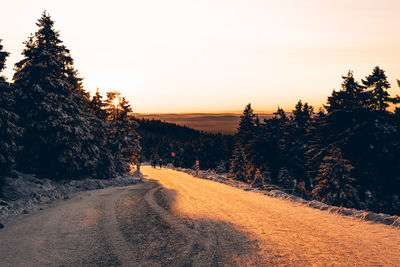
[1,0,400,113]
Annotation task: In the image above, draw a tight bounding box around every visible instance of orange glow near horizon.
[113,97,120,108]
[1,0,400,113]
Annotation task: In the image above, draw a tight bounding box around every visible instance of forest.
[0,12,141,186]
[136,118,233,171]
[1,12,400,216]
[230,71,400,215]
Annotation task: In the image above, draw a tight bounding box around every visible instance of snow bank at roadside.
[172,167,400,228]
[0,172,142,224]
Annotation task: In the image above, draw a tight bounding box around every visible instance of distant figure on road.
[159,158,163,169]
[150,155,157,168]
[136,159,141,176]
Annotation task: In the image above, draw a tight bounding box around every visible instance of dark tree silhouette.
[13,12,109,179]
[229,68,400,215]
[236,103,257,144]
[282,100,314,192]
[229,144,247,182]
[230,103,258,181]
[136,118,232,170]
[326,71,368,112]
[362,66,392,111]
[89,88,108,121]
[0,40,23,182]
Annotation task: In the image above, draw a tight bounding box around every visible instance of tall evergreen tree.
[362,66,392,111]
[282,100,314,191]
[263,107,288,183]
[116,96,141,168]
[229,144,247,182]
[229,104,258,181]
[12,12,101,179]
[326,71,367,112]
[0,40,22,181]
[236,103,257,144]
[305,108,329,189]
[89,88,108,121]
[103,91,141,172]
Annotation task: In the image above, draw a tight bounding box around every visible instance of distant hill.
[133,112,274,134]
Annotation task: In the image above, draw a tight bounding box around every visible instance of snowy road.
[1,166,400,266]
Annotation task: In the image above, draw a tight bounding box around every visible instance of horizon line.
[132,110,278,115]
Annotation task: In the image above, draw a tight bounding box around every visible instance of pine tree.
[89,89,108,121]
[0,40,23,180]
[282,100,314,190]
[117,96,141,168]
[305,108,329,189]
[291,100,313,127]
[326,71,367,112]
[104,91,121,121]
[362,66,392,111]
[236,103,257,144]
[262,107,288,183]
[215,160,227,173]
[230,103,258,181]
[12,12,101,179]
[312,146,359,208]
[103,91,141,172]
[229,144,247,182]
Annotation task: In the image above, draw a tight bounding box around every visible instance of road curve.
[0,166,399,266]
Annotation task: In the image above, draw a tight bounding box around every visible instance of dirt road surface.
[1,166,399,266]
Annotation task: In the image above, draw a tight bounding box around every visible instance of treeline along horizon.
[230,70,400,216]
[0,12,141,188]
[136,118,233,171]
[1,12,400,216]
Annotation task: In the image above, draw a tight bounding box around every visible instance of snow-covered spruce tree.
[0,40,23,181]
[230,103,258,181]
[229,144,247,182]
[104,91,141,173]
[117,96,141,170]
[12,12,102,179]
[87,89,122,177]
[277,167,294,190]
[89,89,108,121]
[312,146,359,208]
[215,160,227,174]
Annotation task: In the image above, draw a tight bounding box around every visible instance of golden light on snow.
[142,166,400,265]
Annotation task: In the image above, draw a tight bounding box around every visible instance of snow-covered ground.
[143,166,400,265]
[172,167,400,228]
[0,172,142,225]
[2,165,399,229]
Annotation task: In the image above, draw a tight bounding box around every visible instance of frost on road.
[1,166,400,266]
